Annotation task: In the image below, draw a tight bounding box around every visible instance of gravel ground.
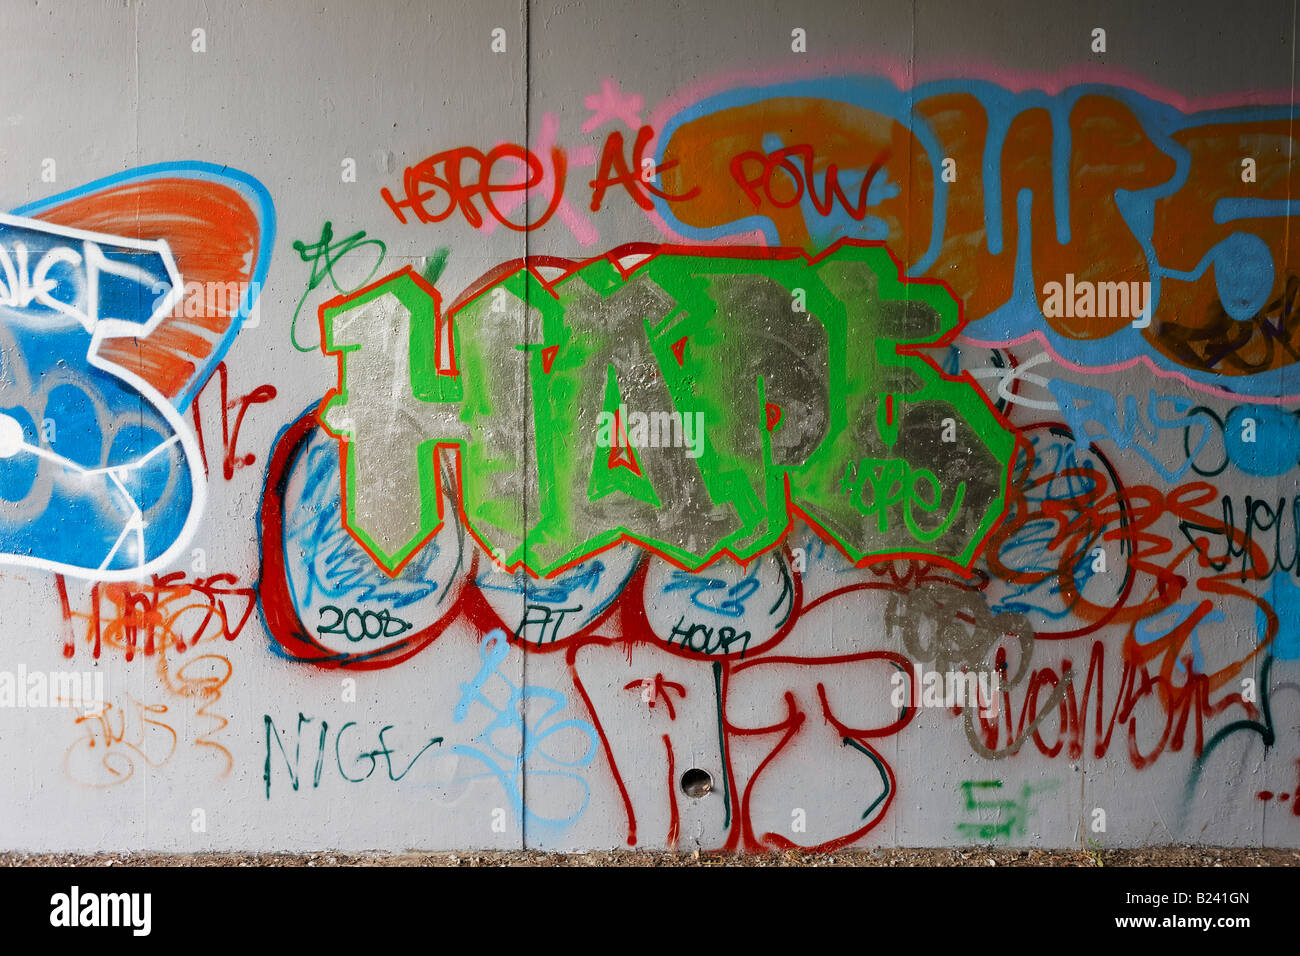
[2,846,1296,866]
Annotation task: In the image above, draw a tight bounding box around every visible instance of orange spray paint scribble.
[31,178,264,401]
[60,572,252,788]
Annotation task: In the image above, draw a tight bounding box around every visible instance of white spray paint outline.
[0,212,205,582]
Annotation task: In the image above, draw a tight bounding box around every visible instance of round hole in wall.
[680,768,713,798]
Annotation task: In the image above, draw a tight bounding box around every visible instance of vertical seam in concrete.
[1287,0,1296,356]
[1272,0,1297,849]
[521,0,532,854]
[133,1,140,177]
[896,0,917,852]
[133,0,145,840]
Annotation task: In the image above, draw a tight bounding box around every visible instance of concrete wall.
[0,0,1297,852]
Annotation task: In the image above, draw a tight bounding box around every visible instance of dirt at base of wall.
[3,847,1296,867]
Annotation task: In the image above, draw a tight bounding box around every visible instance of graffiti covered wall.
[1,0,1298,851]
